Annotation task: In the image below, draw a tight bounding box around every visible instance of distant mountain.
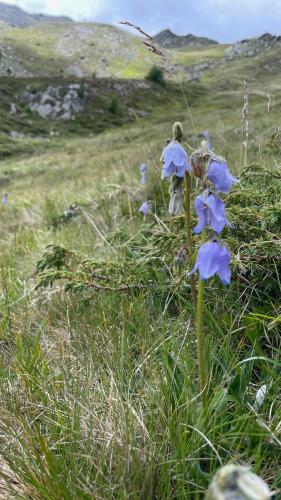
[0,1,72,27]
[225,32,281,59]
[153,29,218,48]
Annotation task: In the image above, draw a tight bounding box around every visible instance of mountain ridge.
[153,29,218,48]
[0,1,72,27]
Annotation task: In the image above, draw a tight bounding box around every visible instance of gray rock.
[10,103,17,114]
[20,82,89,120]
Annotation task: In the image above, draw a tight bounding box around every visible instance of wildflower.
[139,201,151,216]
[140,163,148,185]
[207,159,239,193]
[189,239,231,285]
[206,464,271,500]
[193,192,230,234]
[168,175,184,215]
[161,141,192,180]
[2,193,8,206]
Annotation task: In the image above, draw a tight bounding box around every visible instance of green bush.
[145,66,165,86]
[108,96,120,114]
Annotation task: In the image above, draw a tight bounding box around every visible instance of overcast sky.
[3,0,281,42]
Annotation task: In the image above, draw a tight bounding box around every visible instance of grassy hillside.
[0,35,280,499]
[0,21,247,80]
[0,23,159,79]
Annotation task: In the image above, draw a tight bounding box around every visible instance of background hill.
[0,1,72,26]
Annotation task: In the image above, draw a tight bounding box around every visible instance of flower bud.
[173,122,184,142]
[206,465,271,500]
[168,175,184,215]
[174,246,187,272]
[201,140,208,157]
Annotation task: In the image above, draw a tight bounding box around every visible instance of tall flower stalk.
[197,276,206,402]
[184,167,197,308]
[161,122,197,307]
[190,142,238,402]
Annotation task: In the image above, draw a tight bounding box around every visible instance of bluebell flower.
[193,192,230,234]
[189,240,231,285]
[2,193,7,206]
[139,201,151,215]
[140,163,148,185]
[207,159,239,193]
[161,141,192,180]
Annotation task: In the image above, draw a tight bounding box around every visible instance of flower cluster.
[189,149,238,285]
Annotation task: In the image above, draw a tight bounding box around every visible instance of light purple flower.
[189,240,231,285]
[139,201,151,215]
[2,193,8,206]
[207,160,239,193]
[161,142,192,179]
[140,163,148,185]
[193,192,230,234]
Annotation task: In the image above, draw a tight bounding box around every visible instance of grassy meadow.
[0,31,280,499]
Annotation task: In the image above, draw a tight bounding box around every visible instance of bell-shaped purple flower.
[207,160,239,193]
[189,240,231,285]
[161,142,192,179]
[2,193,8,206]
[193,192,230,234]
[140,163,148,185]
[139,201,151,215]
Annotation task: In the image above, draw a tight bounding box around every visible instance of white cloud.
[2,0,102,19]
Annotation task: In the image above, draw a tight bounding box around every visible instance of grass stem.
[184,172,197,309]
[197,277,207,407]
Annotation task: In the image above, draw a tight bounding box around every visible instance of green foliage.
[145,66,166,86]
[108,95,120,114]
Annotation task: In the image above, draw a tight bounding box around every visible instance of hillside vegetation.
[0,23,280,499]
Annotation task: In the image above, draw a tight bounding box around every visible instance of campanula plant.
[190,140,238,403]
[161,122,196,307]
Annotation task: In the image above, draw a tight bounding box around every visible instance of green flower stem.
[184,172,197,309]
[197,277,207,406]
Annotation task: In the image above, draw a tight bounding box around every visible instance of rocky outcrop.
[0,2,72,27]
[225,33,281,59]
[21,83,89,120]
[153,29,218,48]
[178,33,281,81]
